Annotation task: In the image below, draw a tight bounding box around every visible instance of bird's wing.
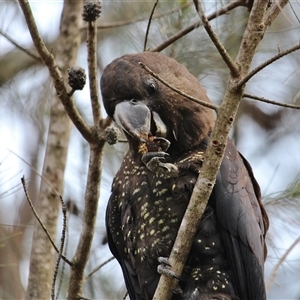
[213,139,267,300]
[105,193,146,300]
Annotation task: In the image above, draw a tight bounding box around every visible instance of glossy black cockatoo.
[100,52,269,300]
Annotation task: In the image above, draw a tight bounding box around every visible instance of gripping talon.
[157,265,182,280]
[142,152,179,177]
[157,257,182,281]
[158,256,172,267]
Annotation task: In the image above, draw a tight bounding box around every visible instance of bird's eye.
[146,79,156,95]
[130,99,138,104]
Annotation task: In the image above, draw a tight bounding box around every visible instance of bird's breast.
[112,155,191,265]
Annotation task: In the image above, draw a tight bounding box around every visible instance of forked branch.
[18,0,93,143]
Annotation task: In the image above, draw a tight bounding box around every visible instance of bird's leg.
[141,152,179,177]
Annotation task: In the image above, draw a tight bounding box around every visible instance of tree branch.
[67,2,106,298]
[139,62,218,111]
[0,29,41,61]
[266,236,300,292]
[21,176,71,266]
[19,2,84,299]
[144,0,158,51]
[9,149,60,196]
[264,0,290,26]
[243,93,300,109]
[51,197,68,300]
[237,43,300,88]
[18,0,93,143]
[151,0,246,52]
[67,141,105,299]
[92,2,192,30]
[84,256,115,281]
[193,0,240,77]
[86,20,102,126]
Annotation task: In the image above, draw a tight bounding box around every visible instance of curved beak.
[114,101,151,142]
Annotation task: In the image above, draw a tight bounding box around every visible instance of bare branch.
[67,142,104,299]
[0,29,41,61]
[9,149,60,196]
[87,20,102,125]
[288,1,300,24]
[94,2,192,30]
[243,93,300,109]
[238,43,300,88]
[21,176,72,266]
[51,197,68,300]
[266,236,300,291]
[193,1,240,77]
[84,256,115,281]
[234,1,270,75]
[144,0,158,51]
[139,62,218,111]
[67,2,105,297]
[18,0,93,143]
[151,0,245,52]
[264,0,290,26]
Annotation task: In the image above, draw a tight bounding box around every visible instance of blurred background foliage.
[0,1,299,299]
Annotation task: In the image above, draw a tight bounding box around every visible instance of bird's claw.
[157,257,182,281]
[142,152,179,177]
[158,256,172,267]
[152,137,170,152]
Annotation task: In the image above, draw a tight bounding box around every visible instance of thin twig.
[144,0,158,51]
[237,43,300,88]
[0,231,23,242]
[193,0,240,77]
[289,1,300,24]
[0,29,41,61]
[21,176,72,266]
[84,256,115,281]
[56,225,69,300]
[93,2,192,30]
[87,20,102,126]
[264,0,290,26]
[266,236,300,291]
[243,93,300,109]
[139,62,218,111]
[18,0,93,143]
[123,292,128,300]
[10,149,60,196]
[151,0,245,52]
[51,197,68,300]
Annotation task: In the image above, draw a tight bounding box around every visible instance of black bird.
[101,52,269,300]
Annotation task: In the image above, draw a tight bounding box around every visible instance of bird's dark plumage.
[101,52,268,300]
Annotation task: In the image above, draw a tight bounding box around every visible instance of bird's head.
[100,52,215,157]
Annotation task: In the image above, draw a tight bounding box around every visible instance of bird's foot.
[157,257,182,280]
[150,137,171,152]
[141,152,179,177]
[171,286,183,297]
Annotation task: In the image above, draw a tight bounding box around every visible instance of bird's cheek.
[151,111,167,138]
